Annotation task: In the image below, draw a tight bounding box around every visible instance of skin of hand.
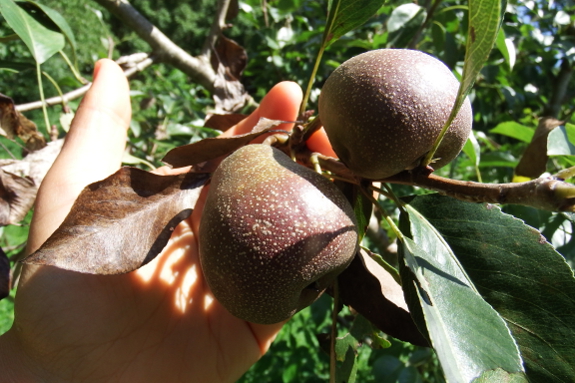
[0,59,334,382]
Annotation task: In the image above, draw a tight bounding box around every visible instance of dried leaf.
[204,113,247,132]
[211,36,249,113]
[211,35,247,81]
[0,93,46,151]
[337,249,428,346]
[0,246,10,300]
[162,118,289,168]
[226,0,239,20]
[0,169,36,226]
[0,140,63,225]
[23,167,209,274]
[515,117,563,179]
[0,139,63,184]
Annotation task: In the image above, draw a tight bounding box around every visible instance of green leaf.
[24,1,76,50]
[399,204,524,383]
[459,0,503,100]
[548,124,575,157]
[478,152,518,168]
[0,59,35,72]
[495,27,516,71]
[463,132,482,181]
[473,368,528,382]
[325,0,385,45]
[490,121,535,143]
[408,194,575,382]
[0,0,64,64]
[334,314,390,382]
[424,0,503,166]
[386,3,427,48]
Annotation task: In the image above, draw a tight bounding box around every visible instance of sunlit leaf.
[408,194,575,382]
[399,204,524,382]
[495,28,516,71]
[490,121,535,143]
[0,0,65,64]
[473,368,528,382]
[548,124,575,157]
[386,3,427,48]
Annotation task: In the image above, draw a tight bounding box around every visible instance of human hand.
[0,59,331,382]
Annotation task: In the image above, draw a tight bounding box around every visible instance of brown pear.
[319,48,473,180]
[199,144,358,324]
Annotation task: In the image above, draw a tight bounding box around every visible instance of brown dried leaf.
[0,169,36,226]
[226,0,239,20]
[204,113,247,132]
[0,246,9,300]
[162,118,289,168]
[211,36,249,113]
[23,167,209,274]
[515,117,564,179]
[337,249,429,346]
[0,139,63,185]
[0,93,46,151]
[211,35,247,81]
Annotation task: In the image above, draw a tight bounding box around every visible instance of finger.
[305,127,338,158]
[223,81,303,137]
[27,59,131,253]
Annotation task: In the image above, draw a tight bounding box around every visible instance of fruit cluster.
[199,49,472,324]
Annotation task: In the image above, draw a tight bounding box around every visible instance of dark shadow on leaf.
[142,208,192,266]
[413,255,471,288]
[336,250,429,347]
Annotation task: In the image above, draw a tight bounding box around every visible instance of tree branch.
[16,54,154,113]
[386,166,575,212]
[307,151,575,212]
[91,0,218,93]
[201,0,233,57]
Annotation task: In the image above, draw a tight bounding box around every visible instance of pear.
[199,144,358,324]
[319,48,473,180]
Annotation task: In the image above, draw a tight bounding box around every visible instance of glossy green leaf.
[548,124,575,157]
[0,0,64,64]
[400,205,524,383]
[408,194,575,382]
[325,0,385,45]
[490,121,535,143]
